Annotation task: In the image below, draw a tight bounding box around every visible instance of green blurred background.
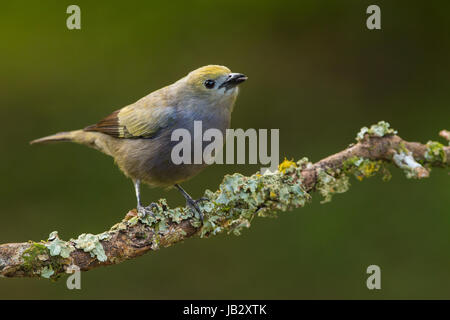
[1,0,449,299]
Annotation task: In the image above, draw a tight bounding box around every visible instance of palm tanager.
[31,65,247,220]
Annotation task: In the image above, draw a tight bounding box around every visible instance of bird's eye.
[204,79,215,89]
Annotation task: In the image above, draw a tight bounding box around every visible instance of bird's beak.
[219,73,248,89]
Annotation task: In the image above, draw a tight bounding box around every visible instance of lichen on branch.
[0,121,448,279]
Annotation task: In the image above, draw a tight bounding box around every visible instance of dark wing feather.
[84,110,122,137]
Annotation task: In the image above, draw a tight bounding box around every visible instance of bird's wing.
[84,95,175,139]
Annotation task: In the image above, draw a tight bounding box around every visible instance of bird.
[31,65,247,220]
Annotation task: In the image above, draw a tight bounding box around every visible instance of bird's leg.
[174,184,208,222]
[134,179,156,218]
[134,179,142,208]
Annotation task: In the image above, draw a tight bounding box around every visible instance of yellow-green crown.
[188,65,231,81]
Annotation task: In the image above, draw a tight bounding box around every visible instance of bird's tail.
[30,130,114,156]
[30,130,85,145]
[30,131,77,144]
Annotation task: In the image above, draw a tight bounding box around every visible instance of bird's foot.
[186,197,209,222]
[137,202,158,218]
[174,184,208,223]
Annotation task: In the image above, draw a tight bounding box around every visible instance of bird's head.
[183,65,247,102]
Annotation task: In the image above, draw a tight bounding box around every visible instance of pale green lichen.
[46,231,75,259]
[40,266,54,279]
[137,198,195,233]
[316,168,350,203]
[425,141,447,164]
[196,160,310,237]
[356,121,397,141]
[73,233,108,262]
[44,231,110,263]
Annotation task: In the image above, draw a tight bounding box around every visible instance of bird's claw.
[138,203,158,218]
[186,197,209,222]
[196,197,209,204]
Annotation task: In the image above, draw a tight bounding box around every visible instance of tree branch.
[1,121,448,279]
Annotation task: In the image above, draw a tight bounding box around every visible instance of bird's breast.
[113,107,231,187]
